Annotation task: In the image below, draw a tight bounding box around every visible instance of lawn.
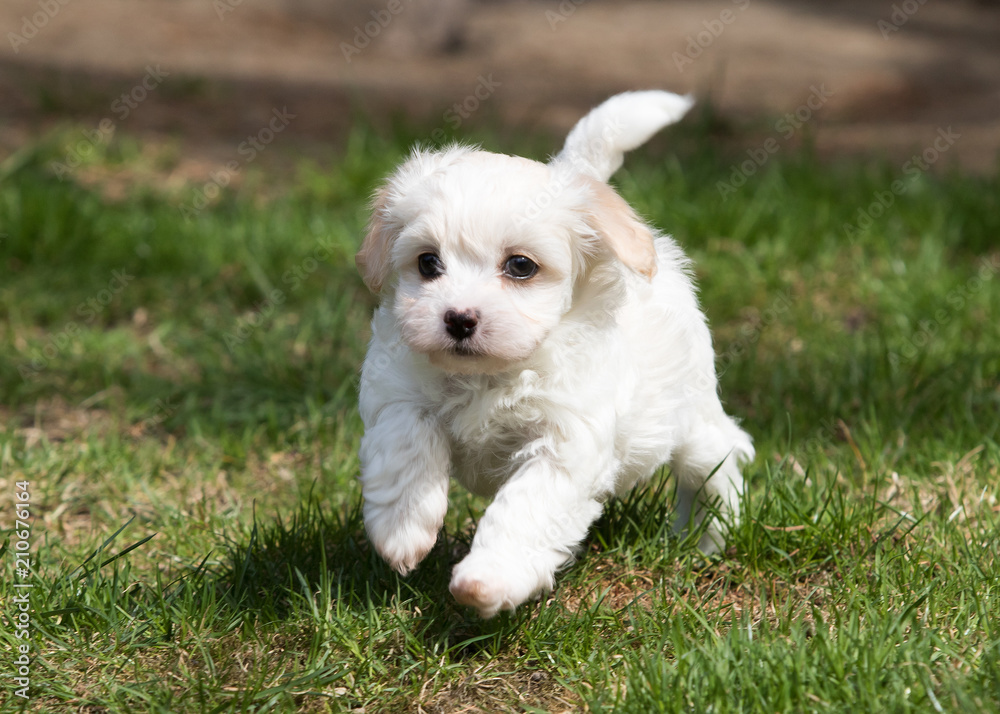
[1,114,998,713]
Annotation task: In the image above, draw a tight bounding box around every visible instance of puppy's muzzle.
[444,309,480,341]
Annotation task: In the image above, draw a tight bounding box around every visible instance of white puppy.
[356,91,754,618]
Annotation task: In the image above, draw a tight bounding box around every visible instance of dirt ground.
[2,0,1000,174]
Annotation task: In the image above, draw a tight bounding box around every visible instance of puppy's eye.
[418,252,444,279]
[503,255,538,280]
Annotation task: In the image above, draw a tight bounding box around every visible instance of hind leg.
[671,418,753,554]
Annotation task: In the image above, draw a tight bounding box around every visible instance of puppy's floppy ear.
[582,177,657,280]
[355,185,395,294]
[356,145,477,293]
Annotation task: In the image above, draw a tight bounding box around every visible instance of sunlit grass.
[0,119,998,712]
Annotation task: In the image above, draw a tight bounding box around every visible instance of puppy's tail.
[552,91,694,182]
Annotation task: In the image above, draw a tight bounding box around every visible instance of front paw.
[449,552,553,618]
[365,504,441,575]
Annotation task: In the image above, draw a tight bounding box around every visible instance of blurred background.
[3,0,1000,175]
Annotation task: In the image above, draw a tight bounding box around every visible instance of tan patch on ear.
[355,186,394,293]
[583,177,657,280]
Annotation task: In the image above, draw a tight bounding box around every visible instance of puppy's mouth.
[426,339,508,375]
[448,342,482,358]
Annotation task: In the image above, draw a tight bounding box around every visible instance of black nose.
[444,309,479,340]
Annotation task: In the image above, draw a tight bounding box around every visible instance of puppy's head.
[357,146,656,374]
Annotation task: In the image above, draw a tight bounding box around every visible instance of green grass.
[1,117,998,713]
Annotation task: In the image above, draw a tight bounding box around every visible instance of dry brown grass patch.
[415,660,579,714]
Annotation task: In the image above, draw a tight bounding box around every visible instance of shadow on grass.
[209,473,704,659]
[212,492,525,659]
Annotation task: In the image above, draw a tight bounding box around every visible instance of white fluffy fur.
[356,91,753,618]
[554,90,695,181]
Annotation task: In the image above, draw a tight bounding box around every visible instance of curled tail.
[551,90,694,182]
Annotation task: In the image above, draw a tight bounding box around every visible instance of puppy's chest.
[434,372,547,461]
